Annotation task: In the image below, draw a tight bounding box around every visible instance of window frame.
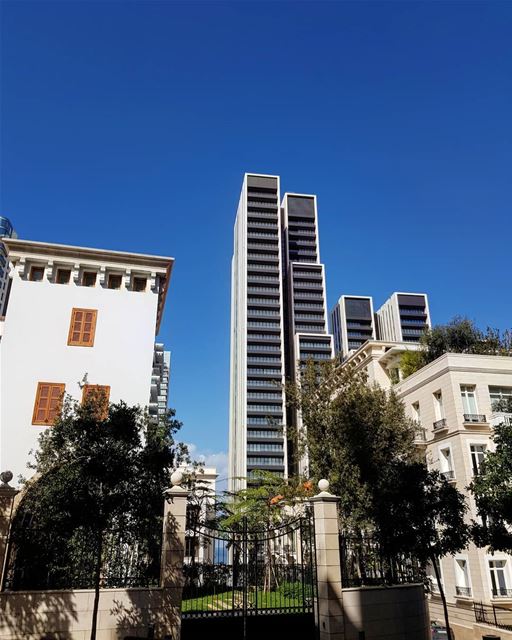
[460,385,478,415]
[67,308,98,347]
[32,382,65,426]
[454,554,472,597]
[133,276,148,292]
[56,268,71,284]
[81,271,97,287]
[438,443,455,480]
[29,265,45,282]
[107,273,123,290]
[433,390,444,421]
[487,556,512,599]
[469,441,487,476]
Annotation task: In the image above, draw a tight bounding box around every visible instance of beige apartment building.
[343,342,512,639]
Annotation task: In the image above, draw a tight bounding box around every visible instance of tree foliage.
[287,360,421,531]
[10,391,186,640]
[470,421,512,555]
[400,316,512,378]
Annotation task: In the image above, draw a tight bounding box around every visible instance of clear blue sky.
[2,1,511,479]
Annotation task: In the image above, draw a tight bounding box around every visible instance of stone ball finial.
[318,479,329,493]
[0,470,13,487]
[170,469,184,487]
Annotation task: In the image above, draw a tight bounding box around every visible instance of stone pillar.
[160,484,188,589]
[0,471,19,588]
[310,479,344,640]
[156,470,190,639]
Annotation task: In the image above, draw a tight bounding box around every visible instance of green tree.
[470,421,512,556]
[10,390,186,640]
[399,317,512,378]
[399,349,427,379]
[287,360,420,530]
[288,363,470,638]
[376,462,470,640]
[219,471,312,592]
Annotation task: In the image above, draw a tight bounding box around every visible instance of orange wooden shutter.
[82,385,110,420]
[32,382,65,425]
[68,308,97,347]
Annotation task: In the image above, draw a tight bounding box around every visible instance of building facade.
[394,353,512,639]
[331,295,376,358]
[229,175,333,491]
[376,291,431,343]
[342,342,512,638]
[0,238,173,481]
[0,217,16,316]
[149,343,171,423]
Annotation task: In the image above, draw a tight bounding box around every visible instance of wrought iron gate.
[181,505,318,640]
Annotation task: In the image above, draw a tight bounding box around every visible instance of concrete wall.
[0,587,180,640]
[342,584,430,640]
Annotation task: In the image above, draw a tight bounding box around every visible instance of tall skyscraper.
[376,292,431,343]
[331,295,376,358]
[229,175,332,491]
[281,193,333,475]
[0,216,16,315]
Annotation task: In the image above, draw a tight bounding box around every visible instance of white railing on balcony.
[491,412,512,427]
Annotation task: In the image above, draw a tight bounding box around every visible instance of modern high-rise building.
[376,292,431,343]
[0,216,16,315]
[149,343,171,423]
[229,175,333,491]
[331,295,376,358]
[281,193,333,475]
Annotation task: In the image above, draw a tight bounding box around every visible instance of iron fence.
[474,601,512,630]
[3,525,162,591]
[339,535,424,588]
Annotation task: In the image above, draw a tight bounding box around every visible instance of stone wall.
[342,584,430,640]
[0,587,180,640]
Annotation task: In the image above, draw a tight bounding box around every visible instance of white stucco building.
[0,238,173,482]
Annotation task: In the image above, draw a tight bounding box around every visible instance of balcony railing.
[474,601,512,630]
[414,428,427,443]
[463,414,487,423]
[491,412,512,427]
[440,470,455,481]
[492,587,512,598]
[433,418,447,430]
[456,586,472,597]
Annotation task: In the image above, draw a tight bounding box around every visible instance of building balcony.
[414,427,427,446]
[433,418,448,431]
[440,470,456,482]
[492,588,512,598]
[463,414,488,425]
[491,412,512,427]
[455,586,472,598]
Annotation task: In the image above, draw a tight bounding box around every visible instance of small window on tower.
[82,271,97,287]
[29,266,45,281]
[68,308,98,347]
[56,269,71,284]
[108,274,122,289]
[133,277,147,292]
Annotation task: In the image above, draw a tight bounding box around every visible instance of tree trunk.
[430,552,452,640]
[90,528,103,640]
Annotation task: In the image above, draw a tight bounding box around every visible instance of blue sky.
[2,1,511,483]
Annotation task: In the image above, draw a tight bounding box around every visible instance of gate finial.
[318,479,330,494]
